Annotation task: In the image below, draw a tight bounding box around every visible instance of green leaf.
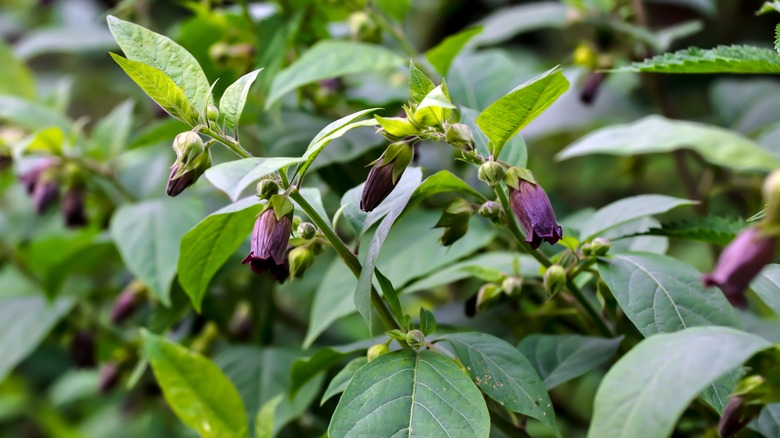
[0,96,71,132]
[588,327,771,438]
[408,170,487,208]
[214,346,323,437]
[751,264,780,316]
[91,99,134,158]
[598,252,738,336]
[107,15,211,109]
[557,115,780,171]
[461,106,527,165]
[0,39,35,99]
[328,349,490,438]
[355,168,423,330]
[289,341,370,397]
[637,216,746,246]
[409,60,435,103]
[757,404,780,437]
[426,27,483,76]
[204,157,306,201]
[297,108,380,178]
[110,198,204,306]
[266,41,405,107]
[110,53,196,125]
[219,69,262,131]
[321,357,368,405]
[516,334,622,389]
[371,0,411,21]
[474,2,570,46]
[476,66,569,157]
[142,331,249,438]
[615,45,780,74]
[758,1,780,15]
[178,198,264,312]
[128,118,190,149]
[419,308,436,336]
[255,395,283,438]
[443,332,559,435]
[580,195,697,241]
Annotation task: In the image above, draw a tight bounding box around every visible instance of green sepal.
[503,166,537,189]
[269,194,294,220]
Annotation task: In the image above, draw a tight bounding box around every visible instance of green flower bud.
[367,344,389,362]
[477,201,501,219]
[445,123,474,151]
[207,104,219,122]
[543,265,567,297]
[289,246,314,279]
[297,222,317,239]
[478,161,505,187]
[172,131,204,164]
[762,170,780,225]
[405,330,425,350]
[256,179,279,200]
[590,237,611,256]
[476,283,502,311]
[501,276,522,296]
[292,215,302,231]
[581,242,593,256]
[434,198,473,246]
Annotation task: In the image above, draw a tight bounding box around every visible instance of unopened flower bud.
[478,161,505,187]
[507,173,563,249]
[762,170,780,224]
[501,276,522,296]
[256,179,279,200]
[289,246,314,279]
[360,141,414,212]
[32,169,60,214]
[62,187,87,228]
[718,397,756,438]
[476,283,502,311]
[581,242,593,256]
[167,150,211,197]
[580,72,606,105]
[573,43,598,68]
[98,362,121,394]
[405,330,425,350]
[297,222,317,240]
[590,237,611,256]
[70,330,97,369]
[19,158,57,194]
[445,123,474,151]
[703,227,775,308]
[478,201,501,219]
[543,265,567,297]
[172,131,204,164]
[367,344,389,362]
[348,11,379,42]
[111,281,145,324]
[206,105,219,122]
[434,198,473,246]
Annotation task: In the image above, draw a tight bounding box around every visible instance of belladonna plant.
[242,195,294,283]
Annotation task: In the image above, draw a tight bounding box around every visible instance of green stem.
[289,191,400,331]
[494,186,613,337]
[202,127,252,159]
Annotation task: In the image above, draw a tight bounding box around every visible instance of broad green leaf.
[409,61,435,103]
[557,115,780,171]
[91,99,134,158]
[757,404,780,437]
[110,53,196,125]
[516,334,622,389]
[329,349,490,438]
[290,340,371,396]
[414,83,455,126]
[355,168,423,329]
[142,332,248,438]
[14,26,115,60]
[476,66,569,157]
[598,253,738,336]
[21,127,64,155]
[128,118,190,149]
[580,195,697,241]
[266,41,405,107]
[178,198,264,311]
[255,395,283,438]
[107,15,211,108]
[371,0,411,21]
[751,264,780,316]
[637,216,745,246]
[461,106,528,164]
[419,308,436,336]
[474,2,570,46]
[0,96,72,131]
[0,267,73,383]
[588,327,770,438]
[110,198,204,305]
[219,69,262,131]
[0,39,35,99]
[408,170,487,207]
[204,157,306,201]
[321,357,368,405]
[297,108,380,178]
[615,45,780,74]
[444,332,559,435]
[214,346,323,437]
[426,27,483,76]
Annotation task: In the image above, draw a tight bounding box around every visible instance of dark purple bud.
[718,397,753,438]
[509,181,563,249]
[580,72,607,105]
[360,158,397,212]
[62,188,87,228]
[70,330,97,369]
[98,362,121,394]
[703,227,775,308]
[32,179,59,214]
[111,283,144,324]
[166,164,196,197]
[242,208,291,283]
[19,158,57,194]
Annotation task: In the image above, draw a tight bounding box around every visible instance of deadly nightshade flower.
[703,227,775,308]
[506,170,563,249]
[32,175,59,214]
[242,201,293,283]
[19,158,57,194]
[62,187,87,228]
[360,140,413,212]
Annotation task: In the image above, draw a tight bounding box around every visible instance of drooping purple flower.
[718,397,756,438]
[580,72,607,105]
[360,158,399,212]
[70,330,97,369]
[242,208,291,282]
[166,164,196,197]
[98,362,120,394]
[703,227,775,308]
[509,180,563,249]
[62,187,87,228]
[19,158,57,194]
[32,178,59,214]
[111,286,142,324]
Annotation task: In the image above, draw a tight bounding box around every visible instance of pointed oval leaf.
[219,69,262,131]
[426,27,483,76]
[329,349,490,438]
[204,157,306,201]
[143,332,248,438]
[580,195,697,241]
[750,264,780,316]
[588,327,770,438]
[321,357,368,406]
